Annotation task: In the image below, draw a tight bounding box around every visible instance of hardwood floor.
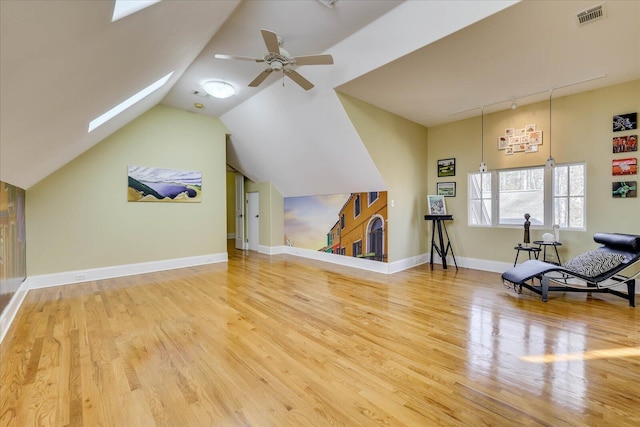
[2,245,639,426]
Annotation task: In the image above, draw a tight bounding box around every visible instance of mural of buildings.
[284,191,388,263]
[333,192,388,262]
[0,181,27,315]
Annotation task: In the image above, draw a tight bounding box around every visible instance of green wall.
[338,93,429,263]
[226,171,236,237]
[26,105,229,275]
[245,180,284,247]
[427,80,640,264]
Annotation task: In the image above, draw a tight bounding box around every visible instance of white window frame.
[468,172,492,227]
[468,162,586,230]
[552,162,587,230]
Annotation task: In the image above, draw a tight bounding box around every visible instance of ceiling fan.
[214,29,334,91]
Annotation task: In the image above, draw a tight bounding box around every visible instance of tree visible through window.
[469,172,492,226]
[468,163,586,229]
[499,167,544,225]
[553,163,585,229]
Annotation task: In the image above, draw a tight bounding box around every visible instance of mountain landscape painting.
[127,165,202,202]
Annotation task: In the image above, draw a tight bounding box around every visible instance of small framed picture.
[612,181,637,198]
[613,112,637,132]
[437,158,455,177]
[525,124,536,132]
[436,182,456,197]
[613,135,638,153]
[505,128,514,137]
[427,195,447,215]
[525,144,539,153]
[498,136,509,150]
[528,130,543,145]
[505,146,514,155]
[612,158,638,176]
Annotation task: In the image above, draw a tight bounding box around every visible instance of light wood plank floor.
[2,245,639,426]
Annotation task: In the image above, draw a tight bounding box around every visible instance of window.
[367,217,384,261]
[340,213,345,229]
[88,71,174,132]
[354,194,361,217]
[468,163,585,229]
[368,192,379,205]
[553,163,586,229]
[498,167,544,226]
[352,240,362,257]
[468,172,492,226]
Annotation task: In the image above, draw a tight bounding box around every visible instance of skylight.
[88,71,174,133]
[112,0,162,22]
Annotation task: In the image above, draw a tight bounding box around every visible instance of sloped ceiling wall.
[0,0,240,189]
[222,1,517,197]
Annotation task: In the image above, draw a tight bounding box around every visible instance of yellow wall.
[226,171,236,237]
[245,180,284,247]
[338,93,429,263]
[26,105,229,275]
[428,80,640,264]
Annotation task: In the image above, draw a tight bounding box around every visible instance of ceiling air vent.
[576,4,605,26]
[317,0,338,8]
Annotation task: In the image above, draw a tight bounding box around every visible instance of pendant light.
[479,107,487,172]
[545,90,556,169]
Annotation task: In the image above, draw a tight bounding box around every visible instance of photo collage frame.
[498,124,542,156]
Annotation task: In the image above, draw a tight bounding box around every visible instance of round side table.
[533,241,562,265]
[513,245,541,266]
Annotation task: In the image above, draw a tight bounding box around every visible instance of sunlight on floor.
[521,347,640,363]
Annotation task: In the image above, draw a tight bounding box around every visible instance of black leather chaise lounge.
[502,233,640,307]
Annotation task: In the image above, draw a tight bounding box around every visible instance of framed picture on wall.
[437,158,455,177]
[613,112,637,132]
[612,158,638,176]
[612,181,637,198]
[436,182,456,197]
[427,195,447,215]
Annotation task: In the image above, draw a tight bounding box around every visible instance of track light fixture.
[511,99,517,110]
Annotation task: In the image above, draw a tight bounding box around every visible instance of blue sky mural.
[284,194,349,250]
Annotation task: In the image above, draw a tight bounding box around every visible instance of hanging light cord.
[549,89,553,156]
[481,108,484,162]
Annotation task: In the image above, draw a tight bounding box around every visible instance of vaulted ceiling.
[1,1,638,196]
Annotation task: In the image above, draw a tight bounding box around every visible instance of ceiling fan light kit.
[202,80,235,98]
[214,29,334,91]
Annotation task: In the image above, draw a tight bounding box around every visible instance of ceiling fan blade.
[215,54,264,63]
[293,54,334,66]
[286,70,314,91]
[249,69,273,87]
[260,29,280,54]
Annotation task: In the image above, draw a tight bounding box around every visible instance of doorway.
[234,173,247,250]
[247,192,259,252]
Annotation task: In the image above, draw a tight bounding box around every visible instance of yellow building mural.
[284,191,388,262]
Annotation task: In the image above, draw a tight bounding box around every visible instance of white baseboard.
[284,246,394,274]
[258,245,286,255]
[29,252,228,290]
[282,247,516,276]
[0,278,30,344]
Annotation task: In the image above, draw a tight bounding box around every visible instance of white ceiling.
[1,1,639,196]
